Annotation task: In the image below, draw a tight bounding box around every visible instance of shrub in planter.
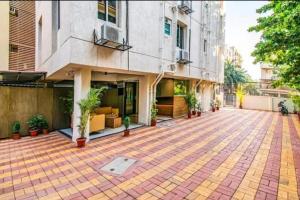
[77,88,106,147]
[151,102,158,126]
[216,98,221,110]
[27,116,39,137]
[12,121,21,140]
[184,92,196,119]
[290,92,300,121]
[60,91,74,128]
[40,117,49,134]
[210,100,216,112]
[123,116,131,137]
[196,103,202,117]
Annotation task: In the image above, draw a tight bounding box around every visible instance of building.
[0,1,35,71]
[260,64,290,97]
[224,46,242,68]
[34,0,225,141]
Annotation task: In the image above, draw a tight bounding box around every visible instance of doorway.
[124,82,137,116]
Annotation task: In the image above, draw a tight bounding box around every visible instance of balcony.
[93,23,132,51]
[178,0,193,14]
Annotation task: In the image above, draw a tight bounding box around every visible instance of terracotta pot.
[151,119,157,127]
[197,111,201,117]
[42,129,48,135]
[124,130,130,137]
[192,110,196,115]
[29,130,38,137]
[188,111,192,119]
[212,108,216,112]
[76,137,86,148]
[216,107,219,110]
[12,133,21,140]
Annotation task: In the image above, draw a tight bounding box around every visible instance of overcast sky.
[225,1,268,80]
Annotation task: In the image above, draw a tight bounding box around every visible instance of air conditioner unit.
[101,23,122,44]
[162,63,177,74]
[178,0,193,14]
[176,48,190,64]
[9,6,17,16]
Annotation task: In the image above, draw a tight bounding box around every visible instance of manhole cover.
[157,121,176,128]
[100,156,137,175]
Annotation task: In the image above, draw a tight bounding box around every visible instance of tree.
[224,60,249,87]
[249,1,300,91]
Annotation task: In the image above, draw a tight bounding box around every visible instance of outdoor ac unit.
[9,6,17,16]
[162,63,177,74]
[178,0,193,14]
[176,48,189,62]
[181,0,191,9]
[101,23,122,44]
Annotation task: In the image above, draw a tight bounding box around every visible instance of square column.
[72,69,91,142]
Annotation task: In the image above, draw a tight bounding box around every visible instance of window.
[164,18,171,36]
[9,44,18,53]
[98,0,117,24]
[177,24,184,49]
[204,39,207,52]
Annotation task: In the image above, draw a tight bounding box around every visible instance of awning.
[0,71,46,86]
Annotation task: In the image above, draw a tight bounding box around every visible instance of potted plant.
[196,103,202,117]
[40,116,49,134]
[77,88,106,147]
[236,86,245,109]
[210,100,216,112]
[216,98,221,110]
[151,102,158,126]
[123,116,131,137]
[27,115,39,137]
[192,97,198,115]
[12,121,21,140]
[184,92,195,119]
[290,92,300,121]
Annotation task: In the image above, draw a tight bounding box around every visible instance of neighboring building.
[36,1,225,141]
[0,1,35,71]
[225,46,242,68]
[260,64,290,97]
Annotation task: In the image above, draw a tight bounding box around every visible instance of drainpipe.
[172,4,178,63]
[194,79,203,93]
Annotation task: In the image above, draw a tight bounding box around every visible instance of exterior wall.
[36,1,225,83]
[0,1,9,71]
[237,95,295,113]
[9,1,35,71]
[225,46,242,67]
[0,86,70,139]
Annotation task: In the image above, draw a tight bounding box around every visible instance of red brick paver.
[0,109,299,200]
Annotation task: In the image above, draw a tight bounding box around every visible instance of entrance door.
[124,82,137,116]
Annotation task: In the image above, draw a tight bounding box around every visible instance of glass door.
[124,82,137,116]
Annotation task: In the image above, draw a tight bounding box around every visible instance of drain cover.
[100,156,137,175]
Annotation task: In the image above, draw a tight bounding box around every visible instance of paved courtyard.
[0,109,300,200]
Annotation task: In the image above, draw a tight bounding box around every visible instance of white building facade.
[35,1,225,141]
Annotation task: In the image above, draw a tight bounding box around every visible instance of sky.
[225,1,268,80]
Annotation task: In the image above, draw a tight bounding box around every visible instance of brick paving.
[0,109,299,200]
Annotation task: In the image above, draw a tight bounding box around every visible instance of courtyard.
[0,109,299,200]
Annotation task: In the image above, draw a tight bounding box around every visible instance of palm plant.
[78,88,106,139]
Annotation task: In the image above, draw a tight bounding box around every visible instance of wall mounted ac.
[161,63,177,74]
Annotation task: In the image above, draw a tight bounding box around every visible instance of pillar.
[72,69,91,142]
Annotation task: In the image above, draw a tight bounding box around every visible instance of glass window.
[204,39,207,52]
[98,0,117,24]
[177,24,184,49]
[164,18,171,36]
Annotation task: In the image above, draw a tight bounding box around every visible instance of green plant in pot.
[192,96,198,115]
[196,103,202,117]
[40,116,49,134]
[12,121,21,140]
[184,92,196,119]
[151,101,158,126]
[123,116,131,137]
[215,98,221,110]
[290,92,300,120]
[77,88,105,147]
[210,100,216,112]
[27,115,39,137]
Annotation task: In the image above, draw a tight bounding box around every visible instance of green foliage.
[248,1,300,91]
[290,92,300,111]
[12,121,21,133]
[123,116,131,130]
[196,102,202,112]
[174,80,188,95]
[27,115,40,130]
[151,102,158,120]
[210,100,216,108]
[215,98,221,107]
[38,115,48,129]
[78,88,106,138]
[60,91,74,116]
[224,61,250,87]
[184,92,196,111]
